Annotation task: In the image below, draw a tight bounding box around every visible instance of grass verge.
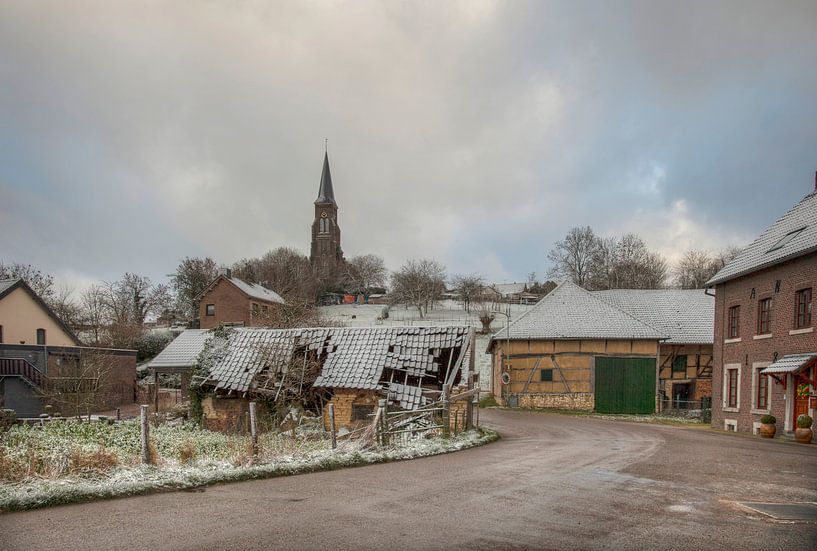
[0,428,498,513]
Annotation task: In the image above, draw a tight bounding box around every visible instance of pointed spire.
[315,150,336,205]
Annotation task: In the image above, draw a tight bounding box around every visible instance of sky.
[1,0,816,292]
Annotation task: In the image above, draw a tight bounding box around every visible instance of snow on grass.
[0,420,498,512]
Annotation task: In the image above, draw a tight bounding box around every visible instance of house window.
[540,368,553,382]
[756,370,769,410]
[757,298,772,334]
[0,325,3,343]
[672,355,687,375]
[252,303,260,317]
[728,305,740,338]
[36,328,46,345]
[726,368,738,408]
[795,288,812,329]
[206,304,215,316]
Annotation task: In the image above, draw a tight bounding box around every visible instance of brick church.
[309,151,345,282]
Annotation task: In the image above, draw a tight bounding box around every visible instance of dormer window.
[766,226,806,253]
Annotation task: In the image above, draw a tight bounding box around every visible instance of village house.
[0,278,136,417]
[487,281,714,414]
[187,325,475,432]
[197,270,285,329]
[706,176,817,436]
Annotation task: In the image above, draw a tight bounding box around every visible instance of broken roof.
[592,289,714,345]
[148,329,212,370]
[707,190,817,286]
[201,325,473,410]
[490,281,666,344]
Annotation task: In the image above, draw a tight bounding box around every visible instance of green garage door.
[595,357,656,414]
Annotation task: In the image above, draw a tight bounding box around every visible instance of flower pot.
[794,427,813,444]
[759,423,776,438]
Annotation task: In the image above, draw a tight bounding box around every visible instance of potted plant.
[759,414,776,438]
[795,414,813,444]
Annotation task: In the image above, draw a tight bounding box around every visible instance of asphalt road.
[2,409,816,550]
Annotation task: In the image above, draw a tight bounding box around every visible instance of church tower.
[310,151,344,279]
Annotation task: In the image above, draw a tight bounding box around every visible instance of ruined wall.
[323,389,380,430]
[201,395,250,433]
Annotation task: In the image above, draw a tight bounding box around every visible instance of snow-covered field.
[0,419,497,512]
[320,300,535,392]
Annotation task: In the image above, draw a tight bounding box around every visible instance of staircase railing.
[0,358,49,389]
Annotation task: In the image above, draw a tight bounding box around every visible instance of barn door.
[595,357,656,414]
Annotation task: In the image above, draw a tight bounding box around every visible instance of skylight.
[767,226,807,253]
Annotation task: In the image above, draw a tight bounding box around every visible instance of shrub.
[760,414,776,425]
[797,414,813,429]
[178,440,197,464]
[0,409,16,432]
[68,446,119,476]
[479,394,498,408]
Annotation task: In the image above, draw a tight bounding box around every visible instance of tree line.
[546,226,741,290]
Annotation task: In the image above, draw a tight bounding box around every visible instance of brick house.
[488,281,714,414]
[0,278,136,417]
[707,180,817,436]
[197,270,285,329]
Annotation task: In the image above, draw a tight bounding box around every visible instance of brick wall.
[712,253,817,433]
[201,395,251,433]
[322,389,380,430]
[199,278,252,329]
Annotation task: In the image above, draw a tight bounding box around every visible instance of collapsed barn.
[192,325,476,431]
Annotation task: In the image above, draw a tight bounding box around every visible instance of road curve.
[1,409,815,550]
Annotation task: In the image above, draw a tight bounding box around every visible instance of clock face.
[320,212,328,218]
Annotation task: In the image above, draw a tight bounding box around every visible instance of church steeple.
[310,149,343,280]
[315,151,336,206]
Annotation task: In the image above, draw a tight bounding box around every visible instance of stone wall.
[518,392,594,411]
[201,395,250,433]
[323,389,380,430]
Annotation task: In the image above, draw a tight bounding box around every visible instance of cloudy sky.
[2,0,816,291]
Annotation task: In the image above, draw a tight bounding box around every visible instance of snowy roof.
[491,283,527,296]
[490,281,666,344]
[707,190,817,286]
[202,326,473,410]
[149,329,212,369]
[761,353,817,374]
[592,289,714,345]
[227,277,285,304]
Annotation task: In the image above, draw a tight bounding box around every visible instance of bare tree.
[547,226,600,287]
[79,284,109,345]
[713,245,742,271]
[451,273,484,313]
[586,233,667,290]
[232,247,318,303]
[346,254,388,294]
[390,259,447,318]
[41,349,113,420]
[675,245,742,289]
[0,261,56,304]
[49,284,82,331]
[171,256,218,318]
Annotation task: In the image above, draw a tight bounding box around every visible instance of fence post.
[378,399,388,447]
[115,407,121,422]
[328,403,337,450]
[249,401,258,461]
[466,371,475,430]
[140,404,150,464]
[442,384,451,438]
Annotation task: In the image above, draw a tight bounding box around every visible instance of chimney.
[814,170,817,191]
[218,267,232,279]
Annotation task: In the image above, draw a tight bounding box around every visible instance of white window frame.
[722,363,741,412]
[750,361,771,414]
